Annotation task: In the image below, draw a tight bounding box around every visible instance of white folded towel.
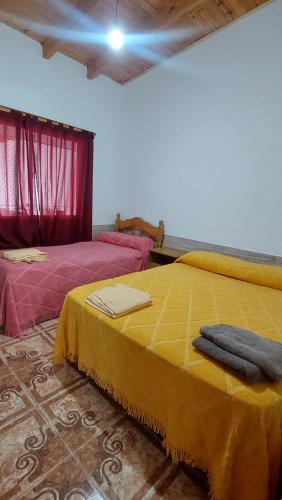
[85,284,152,318]
[3,248,47,263]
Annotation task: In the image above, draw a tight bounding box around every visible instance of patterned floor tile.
[44,381,123,452]
[0,319,208,500]
[0,334,18,347]
[0,356,11,379]
[144,466,208,499]
[19,356,85,403]
[0,409,70,498]
[37,319,58,342]
[2,334,53,372]
[0,374,31,427]
[19,456,104,500]
[75,416,174,499]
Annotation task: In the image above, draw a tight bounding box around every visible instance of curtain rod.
[0,105,96,136]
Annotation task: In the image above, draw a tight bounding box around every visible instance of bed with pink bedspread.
[0,232,153,337]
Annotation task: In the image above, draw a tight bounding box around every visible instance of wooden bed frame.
[115,213,164,248]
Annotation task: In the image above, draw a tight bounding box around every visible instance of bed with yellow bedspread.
[54,251,282,500]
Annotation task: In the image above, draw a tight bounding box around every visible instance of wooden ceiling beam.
[87,0,207,82]
[86,0,212,81]
[87,53,111,79]
[42,0,104,60]
[0,0,269,84]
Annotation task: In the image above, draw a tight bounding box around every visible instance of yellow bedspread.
[54,252,282,500]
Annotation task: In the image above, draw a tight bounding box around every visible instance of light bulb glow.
[108,27,124,50]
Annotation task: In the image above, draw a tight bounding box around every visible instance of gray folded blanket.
[200,324,282,382]
[193,336,265,383]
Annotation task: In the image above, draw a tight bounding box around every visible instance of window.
[0,109,94,248]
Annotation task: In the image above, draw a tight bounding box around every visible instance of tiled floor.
[0,319,208,499]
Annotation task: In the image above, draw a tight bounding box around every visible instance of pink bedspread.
[0,234,152,337]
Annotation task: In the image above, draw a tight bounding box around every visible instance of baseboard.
[92,224,114,238]
[92,225,281,265]
[164,234,282,265]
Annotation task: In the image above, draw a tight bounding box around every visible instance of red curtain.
[0,110,94,248]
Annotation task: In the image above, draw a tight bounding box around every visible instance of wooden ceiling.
[0,0,267,84]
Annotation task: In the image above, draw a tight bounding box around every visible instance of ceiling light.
[108,0,124,51]
[108,26,124,50]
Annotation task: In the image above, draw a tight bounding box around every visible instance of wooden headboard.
[115,213,164,248]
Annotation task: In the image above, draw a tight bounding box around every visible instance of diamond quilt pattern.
[0,240,145,337]
[54,260,282,500]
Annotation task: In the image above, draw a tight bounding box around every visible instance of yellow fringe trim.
[54,352,218,500]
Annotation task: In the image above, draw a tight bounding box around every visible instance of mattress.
[54,252,282,500]
[0,232,152,337]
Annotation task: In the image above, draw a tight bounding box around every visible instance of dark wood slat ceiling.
[0,0,268,84]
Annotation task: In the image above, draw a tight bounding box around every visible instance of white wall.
[0,23,123,224]
[120,0,282,256]
[1,2,282,255]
